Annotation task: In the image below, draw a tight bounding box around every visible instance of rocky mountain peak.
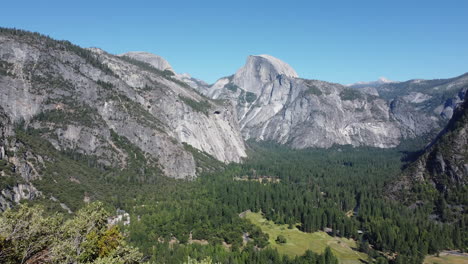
[119,51,174,72]
[250,55,298,78]
[232,55,298,93]
[347,77,397,88]
[377,77,394,83]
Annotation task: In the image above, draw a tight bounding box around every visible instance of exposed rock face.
[231,55,298,94]
[0,29,246,186]
[369,74,468,120]
[119,51,174,72]
[0,183,41,211]
[395,92,468,193]
[1,28,466,210]
[120,51,210,91]
[200,55,452,148]
[389,98,438,138]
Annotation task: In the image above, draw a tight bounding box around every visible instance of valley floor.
[244,211,369,264]
[423,251,468,264]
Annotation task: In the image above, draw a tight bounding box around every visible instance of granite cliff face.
[0,28,246,210]
[394,92,468,194]
[201,55,463,148]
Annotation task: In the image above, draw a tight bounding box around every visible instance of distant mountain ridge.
[120,51,209,90]
[347,77,397,88]
[196,54,467,149]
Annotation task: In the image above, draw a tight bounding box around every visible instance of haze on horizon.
[1,0,467,84]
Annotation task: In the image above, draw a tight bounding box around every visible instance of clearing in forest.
[424,252,468,264]
[245,211,368,264]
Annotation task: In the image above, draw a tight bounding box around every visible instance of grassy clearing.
[424,253,468,264]
[245,212,368,264]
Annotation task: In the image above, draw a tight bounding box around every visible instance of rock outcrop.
[119,51,174,72]
[0,183,41,211]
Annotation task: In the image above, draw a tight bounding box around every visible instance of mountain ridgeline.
[0,28,467,210]
[199,54,466,149]
[1,28,468,264]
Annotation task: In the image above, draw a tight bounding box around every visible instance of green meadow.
[245,212,368,264]
[424,253,468,264]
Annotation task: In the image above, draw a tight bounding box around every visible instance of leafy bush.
[0,202,143,264]
[275,235,287,244]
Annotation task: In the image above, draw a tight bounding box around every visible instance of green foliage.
[13,127,166,211]
[224,83,239,93]
[0,60,15,77]
[118,55,191,89]
[244,211,367,261]
[0,159,19,189]
[178,95,212,115]
[339,88,364,101]
[275,235,287,244]
[0,174,18,190]
[194,142,467,263]
[324,246,339,264]
[3,97,466,264]
[146,242,340,264]
[305,85,323,96]
[97,80,114,90]
[0,202,142,264]
[0,204,62,264]
[32,104,104,128]
[105,92,165,131]
[119,55,174,79]
[182,143,225,173]
[109,129,164,182]
[238,90,258,104]
[0,27,115,76]
[245,92,257,103]
[7,132,465,263]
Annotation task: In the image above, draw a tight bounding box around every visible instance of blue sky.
[1,0,467,84]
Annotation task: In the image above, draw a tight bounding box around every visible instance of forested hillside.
[390,92,468,223]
